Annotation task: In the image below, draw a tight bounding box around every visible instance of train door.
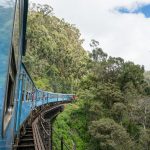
[3,0,20,132]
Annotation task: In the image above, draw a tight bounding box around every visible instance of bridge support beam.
[49,123,53,150]
[61,137,63,150]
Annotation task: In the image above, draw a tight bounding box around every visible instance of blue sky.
[31,0,150,70]
[118,4,150,18]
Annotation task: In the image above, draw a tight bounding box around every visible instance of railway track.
[13,102,66,150]
[16,125,35,150]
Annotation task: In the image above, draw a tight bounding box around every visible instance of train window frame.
[23,73,26,102]
[3,47,17,132]
[26,79,30,101]
[22,72,25,102]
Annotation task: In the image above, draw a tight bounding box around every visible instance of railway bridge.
[13,101,75,150]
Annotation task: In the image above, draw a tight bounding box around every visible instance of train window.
[24,77,27,101]
[26,92,28,101]
[26,79,29,101]
[22,90,25,101]
[23,81,26,101]
[22,73,25,102]
[3,48,17,132]
[29,92,31,101]
[6,76,14,112]
[27,92,29,101]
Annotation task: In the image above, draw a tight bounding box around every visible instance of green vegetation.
[24,4,88,92]
[25,4,150,150]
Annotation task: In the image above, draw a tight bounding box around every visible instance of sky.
[30,0,150,70]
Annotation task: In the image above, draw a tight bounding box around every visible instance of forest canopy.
[25,4,150,150]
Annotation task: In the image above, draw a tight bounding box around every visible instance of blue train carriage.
[0,0,75,149]
[0,0,29,148]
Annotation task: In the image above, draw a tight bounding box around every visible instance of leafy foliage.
[24,3,88,92]
[26,4,150,150]
[89,118,134,150]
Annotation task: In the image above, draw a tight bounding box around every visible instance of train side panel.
[0,0,75,149]
[0,0,28,149]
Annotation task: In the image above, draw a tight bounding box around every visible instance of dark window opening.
[22,90,25,101]
[6,76,14,112]
[3,48,17,132]
[26,92,28,101]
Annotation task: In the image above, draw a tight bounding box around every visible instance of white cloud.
[30,0,150,70]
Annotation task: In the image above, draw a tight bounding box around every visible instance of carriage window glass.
[23,74,26,101]
[30,82,32,92]
[26,79,29,101]
[12,0,20,66]
[25,79,27,101]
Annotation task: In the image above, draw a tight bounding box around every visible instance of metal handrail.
[36,104,76,150]
[40,120,50,136]
[39,116,72,150]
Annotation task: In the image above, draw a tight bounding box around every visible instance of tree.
[139,128,150,150]
[89,118,134,150]
[119,62,144,93]
[24,3,88,92]
[96,83,124,108]
[111,102,126,123]
[89,40,107,62]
